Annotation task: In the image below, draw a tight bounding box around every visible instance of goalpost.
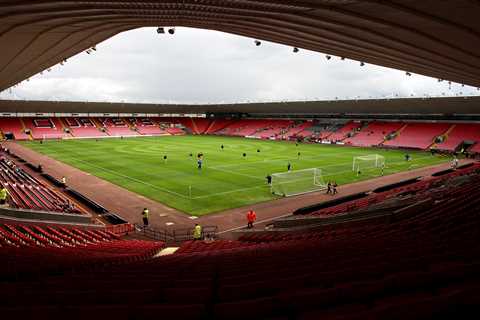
[352,154,385,172]
[271,168,326,197]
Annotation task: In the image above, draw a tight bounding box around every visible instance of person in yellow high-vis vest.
[193,224,202,240]
[142,208,149,226]
[0,185,9,205]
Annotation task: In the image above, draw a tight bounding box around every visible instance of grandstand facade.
[1,97,480,154]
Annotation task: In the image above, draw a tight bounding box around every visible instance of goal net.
[352,154,385,172]
[271,168,326,197]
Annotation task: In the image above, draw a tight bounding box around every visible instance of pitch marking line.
[32,142,442,201]
[62,156,191,199]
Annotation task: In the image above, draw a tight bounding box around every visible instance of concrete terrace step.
[154,246,179,257]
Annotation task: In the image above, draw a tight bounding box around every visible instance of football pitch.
[21,136,449,215]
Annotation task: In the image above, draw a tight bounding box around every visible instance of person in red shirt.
[247,210,257,228]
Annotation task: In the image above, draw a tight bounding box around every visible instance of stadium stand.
[434,123,480,151]
[0,155,81,214]
[383,123,452,149]
[3,118,480,156]
[252,120,293,139]
[282,163,480,217]
[0,223,163,278]
[344,121,404,147]
[66,118,108,138]
[0,118,30,140]
[0,223,122,247]
[281,121,313,140]
[98,118,139,137]
[0,163,478,318]
[324,121,362,142]
[204,119,234,134]
[27,118,68,140]
[190,118,212,134]
[132,118,167,135]
[215,119,272,137]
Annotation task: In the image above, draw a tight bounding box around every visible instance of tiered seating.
[252,120,293,139]
[27,118,67,139]
[282,121,313,139]
[326,121,362,142]
[0,118,30,140]
[214,119,251,136]
[175,240,255,254]
[204,119,234,134]
[469,143,480,154]
[0,157,81,214]
[1,170,478,319]
[384,123,451,149]
[344,121,404,147]
[435,123,480,151]
[294,163,480,218]
[132,118,167,135]
[68,118,107,138]
[0,225,164,277]
[221,119,275,137]
[191,118,212,134]
[0,223,123,248]
[99,118,139,136]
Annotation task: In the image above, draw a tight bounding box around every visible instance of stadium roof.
[1,0,480,93]
[1,96,480,116]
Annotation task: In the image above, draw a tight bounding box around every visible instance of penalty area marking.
[64,157,191,199]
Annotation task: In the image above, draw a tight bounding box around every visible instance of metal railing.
[134,224,218,244]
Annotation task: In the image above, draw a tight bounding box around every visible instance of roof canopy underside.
[1,0,480,93]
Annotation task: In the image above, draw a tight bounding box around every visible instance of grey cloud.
[1,27,478,104]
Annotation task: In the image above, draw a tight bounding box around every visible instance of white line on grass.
[208,166,264,181]
[75,158,190,199]
[192,185,270,199]
[50,154,192,199]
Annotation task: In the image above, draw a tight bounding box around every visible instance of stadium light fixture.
[340,57,345,60]
[360,62,365,66]
[254,40,261,46]
[156,27,165,34]
[168,28,175,35]
[405,72,411,76]
[325,55,331,60]
[86,49,91,54]
[293,47,299,53]
[91,46,96,51]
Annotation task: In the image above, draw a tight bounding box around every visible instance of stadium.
[1,1,479,319]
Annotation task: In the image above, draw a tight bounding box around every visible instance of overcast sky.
[1,27,479,104]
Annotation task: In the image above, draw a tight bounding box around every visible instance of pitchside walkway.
[4,141,470,234]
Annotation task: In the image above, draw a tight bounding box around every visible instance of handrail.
[134,224,218,244]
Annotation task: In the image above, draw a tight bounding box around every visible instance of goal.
[271,168,326,197]
[352,154,385,172]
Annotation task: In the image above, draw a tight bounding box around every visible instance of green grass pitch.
[21,136,450,216]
